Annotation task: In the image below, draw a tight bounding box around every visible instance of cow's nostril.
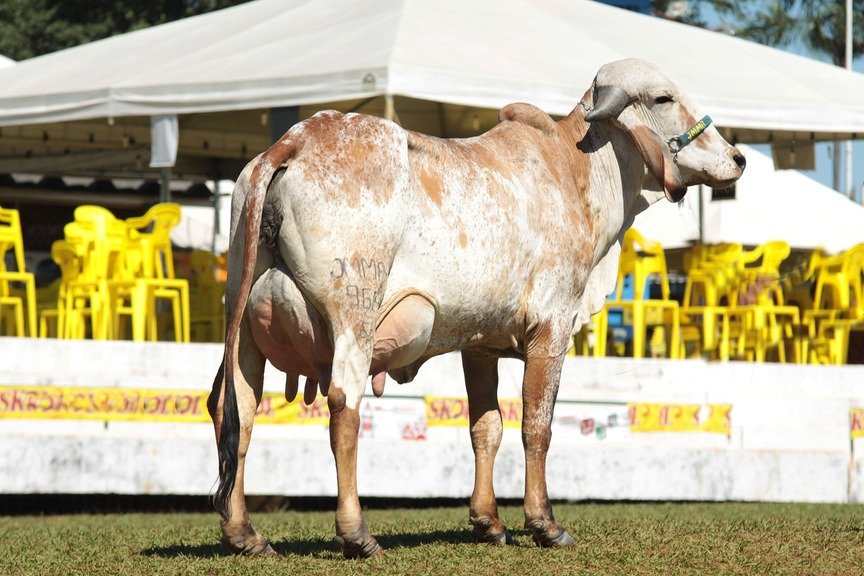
[733,153,746,169]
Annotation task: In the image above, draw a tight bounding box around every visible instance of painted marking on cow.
[330,257,388,280]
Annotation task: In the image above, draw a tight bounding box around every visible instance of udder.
[248,266,333,381]
[248,266,438,399]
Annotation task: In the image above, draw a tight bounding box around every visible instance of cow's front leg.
[462,350,513,545]
[522,325,577,548]
[208,320,274,556]
[329,328,383,559]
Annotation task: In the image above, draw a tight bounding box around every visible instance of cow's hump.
[498,103,557,136]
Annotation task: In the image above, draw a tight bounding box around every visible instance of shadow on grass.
[141,528,484,559]
[376,528,475,549]
[141,538,335,558]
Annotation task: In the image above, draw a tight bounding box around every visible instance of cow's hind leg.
[208,320,274,556]
[522,326,577,548]
[462,350,513,545]
[329,325,383,558]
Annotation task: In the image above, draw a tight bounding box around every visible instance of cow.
[207,58,745,558]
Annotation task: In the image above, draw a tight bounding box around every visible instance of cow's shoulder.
[498,103,557,136]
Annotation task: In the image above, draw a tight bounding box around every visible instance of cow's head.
[585,58,745,202]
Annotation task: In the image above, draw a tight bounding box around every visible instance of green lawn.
[2,502,863,576]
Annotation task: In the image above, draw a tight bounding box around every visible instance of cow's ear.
[616,110,687,202]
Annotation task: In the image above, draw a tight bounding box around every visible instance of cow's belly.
[382,258,530,356]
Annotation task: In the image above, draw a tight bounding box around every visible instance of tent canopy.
[1,0,864,180]
[632,144,864,253]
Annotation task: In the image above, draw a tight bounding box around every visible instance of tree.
[654,0,864,66]
[0,0,251,61]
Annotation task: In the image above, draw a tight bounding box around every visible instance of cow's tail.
[214,138,296,520]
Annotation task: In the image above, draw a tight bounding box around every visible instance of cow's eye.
[654,95,674,105]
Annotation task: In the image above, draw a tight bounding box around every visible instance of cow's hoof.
[221,533,277,556]
[526,520,577,548]
[470,516,515,545]
[333,527,384,559]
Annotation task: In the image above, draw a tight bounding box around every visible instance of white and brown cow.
[208,58,745,558]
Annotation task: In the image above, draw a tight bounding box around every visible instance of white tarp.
[0,0,862,140]
[170,180,233,253]
[148,114,179,168]
[632,144,864,253]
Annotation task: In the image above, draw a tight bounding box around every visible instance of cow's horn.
[585,86,631,122]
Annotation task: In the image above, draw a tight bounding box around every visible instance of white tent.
[0,55,13,69]
[0,0,863,180]
[632,144,864,253]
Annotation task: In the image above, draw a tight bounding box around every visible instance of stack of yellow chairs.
[575,229,680,359]
[43,239,103,339]
[0,206,37,337]
[722,240,800,363]
[681,240,799,362]
[801,243,864,364]
[682,243,743,308]
[62,205,128,339]
[680,242,743,358]
[48,203,190,342]
[188,249,226,342]
[112,203,190,342]
[606,228,681,358]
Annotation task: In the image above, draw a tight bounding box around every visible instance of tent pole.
[159,167,172,203]
[845,0,854,200]
[212,177,221,254]
[698,184,705,244]
[384,94,396,123]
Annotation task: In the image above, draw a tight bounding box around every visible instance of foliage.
[1,502,863,576]
[654,0,864,66]
[0,0,251,61]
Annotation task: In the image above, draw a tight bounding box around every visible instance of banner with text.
[628,402,732,436]
[0,386,731,437]
[851,408,864,439]
[0,385,330,425]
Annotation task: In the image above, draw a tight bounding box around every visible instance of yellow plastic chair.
[723,303,801,363]
[48,239,103,339]
[571,308,609,357]
[802,243,864,364]
[811,243,864,316]
[109,203,190,342]
[682,243,743,308]
[604,229,681,359]
[733,240,791,306]
[0,206,37,337]
[62,211,127,340]
[681,243,744,358]
[124,203,182,279]
[616,228,670,300]
[721,240,800,363]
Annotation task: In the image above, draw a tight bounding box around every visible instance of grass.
[1,502,864,576]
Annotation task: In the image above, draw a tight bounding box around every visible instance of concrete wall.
[2,337,863,503]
